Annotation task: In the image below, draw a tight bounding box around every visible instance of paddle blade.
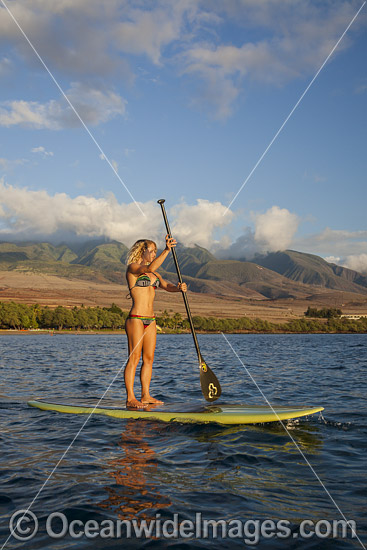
[200,361,221,402]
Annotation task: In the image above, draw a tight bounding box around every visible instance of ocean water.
[0,333,366,549]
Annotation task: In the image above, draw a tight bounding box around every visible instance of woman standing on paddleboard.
[125,236,187,409]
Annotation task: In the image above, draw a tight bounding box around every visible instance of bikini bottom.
[127,314,156,329]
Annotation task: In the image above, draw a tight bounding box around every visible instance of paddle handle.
[157,199,203,363]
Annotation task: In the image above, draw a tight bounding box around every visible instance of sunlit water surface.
[0,334,366,549]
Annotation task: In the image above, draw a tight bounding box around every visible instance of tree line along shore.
[0,301,366,334]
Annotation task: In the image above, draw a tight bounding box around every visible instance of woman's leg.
[124,318,145,408]
[140,322,163,404]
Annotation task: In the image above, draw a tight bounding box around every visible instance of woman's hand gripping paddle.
[157,199,221,402]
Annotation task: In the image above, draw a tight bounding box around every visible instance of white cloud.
[325,253,367,275]
[31,146,54,157]
[0,157,28,170]
[0,0,130,78]
[185,63,241,119]
[0,1,362,119]
[215,206,300,259]
[181,1,360,117]
[0,100,50,129]
[294,228,367,257]
[254,206,299,252]
[183,40,290,83]
[0,183,233,248]
[0,181,153,241]
[113,3,188,65]
[342,254,367,275]
[0,0,190,76]
[170,199,234,248]
[325,256,341,264]
[1,183,366,268]
[0,83,127,129]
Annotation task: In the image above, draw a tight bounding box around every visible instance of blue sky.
[0,1,366,271]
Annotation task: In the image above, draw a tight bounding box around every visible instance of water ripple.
[0,333,366,549]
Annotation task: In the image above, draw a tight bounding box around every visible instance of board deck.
[28,400,324,425]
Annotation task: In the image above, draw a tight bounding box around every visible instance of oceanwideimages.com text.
[9,510,357,545]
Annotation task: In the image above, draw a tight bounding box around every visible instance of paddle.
[157,199,221,402]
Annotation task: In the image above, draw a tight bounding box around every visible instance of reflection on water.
[98,420,171,520]
[96,415,325,525]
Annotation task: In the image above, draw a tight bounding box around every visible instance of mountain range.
[1,239,367,301]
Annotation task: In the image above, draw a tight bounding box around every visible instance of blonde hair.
[127,239,157,265]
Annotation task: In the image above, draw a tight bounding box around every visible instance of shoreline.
[1,302,366,335]
[1,270,367,325]
[0,329,365,335]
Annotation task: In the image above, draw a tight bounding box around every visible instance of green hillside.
[163,244,216,277]
[0,242,78,263]
[251,250,367,292]
[75,242,128,266]
[331,263,367,287]
[195,260,313,299]
[196,260,271,283]
[0,241,124,283]
[1,240,367,299]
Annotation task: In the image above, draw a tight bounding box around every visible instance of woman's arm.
[147,235,177,272]
[156,272,187,293]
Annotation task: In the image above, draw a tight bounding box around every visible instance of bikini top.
[129,272,160,292]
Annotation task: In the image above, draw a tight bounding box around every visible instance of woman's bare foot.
[126,398,146,409]
[141,395,164,405]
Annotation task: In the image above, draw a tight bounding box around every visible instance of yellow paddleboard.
[28,400,323,425]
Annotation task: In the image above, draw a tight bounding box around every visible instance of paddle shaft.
[157,199,203,363]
